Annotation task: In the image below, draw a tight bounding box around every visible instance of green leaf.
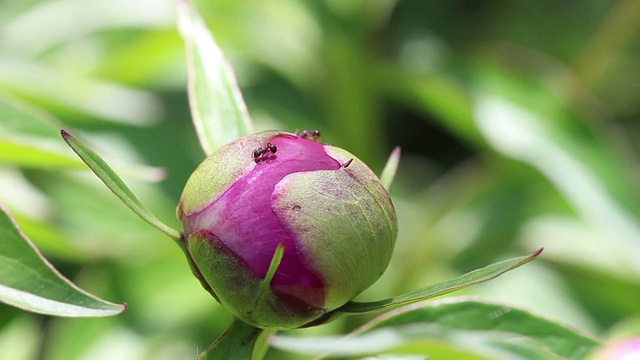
[0,93,84,169]
[0,58,161,126]
[272,297,600,359]
[177,0,253,156]
[197,318,264,360]
[60,130,182,243]
[338,248,543,315]
[379,146,401,191]
[0,204,126,317]
[258,243,284,301]
[374,298,600,359]
[0,94,166,180]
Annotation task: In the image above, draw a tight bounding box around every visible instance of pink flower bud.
[177,131,397,329]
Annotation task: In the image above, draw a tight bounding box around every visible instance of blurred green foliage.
[1,0,639,358]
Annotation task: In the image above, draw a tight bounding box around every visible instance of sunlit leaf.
[0,58,162,126]
[273,297,600,359]
[61,130,182,243]
[177,0,253,156]
[338,248,543,315]
[0,94,166,181]
[0,93,84,169]
[0,138,84,169]
[0,204,126,317]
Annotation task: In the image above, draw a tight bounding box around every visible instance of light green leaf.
[338,248,543,315]
[197,318,264,360]
[0,204,126,317]
[177,0,253,156]
[474,93,640,277]
[0,93,84,169]
[0,94,165,180]
[60,130,182,243]
[0,58,161,126]
[380,146,401,191]
[272,297,600,359]
[258,243,284,301]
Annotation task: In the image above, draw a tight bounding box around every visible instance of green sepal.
[186,229,324,329]
[258,243,284,301]
[272,145,397,311]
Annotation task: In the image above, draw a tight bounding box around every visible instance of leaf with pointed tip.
[0,204,126,317]
[338,248,543,315]
[177,0,253,156]
[60,130,181,243]
[379,146,401,190]
[197,318,264,360]
[258,243,284,301]
[272,296,599,359]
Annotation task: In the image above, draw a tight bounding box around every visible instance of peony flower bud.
[177,130,397,329]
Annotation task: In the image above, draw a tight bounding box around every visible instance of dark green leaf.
[0,204,126,317]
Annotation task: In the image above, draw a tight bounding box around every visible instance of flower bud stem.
[197,317,264,359]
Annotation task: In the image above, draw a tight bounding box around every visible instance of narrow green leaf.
[60,130,182,243]
[0,204,126,317]
[197,318,264,360]
[339,248,543,314]
[272,297,599,359]
[177,0,253,156]
[379,146,401,191]
[258,243,284,301]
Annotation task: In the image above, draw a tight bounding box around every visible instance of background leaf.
[0,204,126,317]
[0,0,638,358]
[177,0,253,155]
[380,146,401,191]
[272,297,600,359]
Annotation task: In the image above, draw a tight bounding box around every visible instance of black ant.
[296,129,321,139]
[253,142,277,162]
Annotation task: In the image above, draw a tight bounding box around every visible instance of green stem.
[197,318,264,360]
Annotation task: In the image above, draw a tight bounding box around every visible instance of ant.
[253,142,277,162]
[296,129,321,139]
